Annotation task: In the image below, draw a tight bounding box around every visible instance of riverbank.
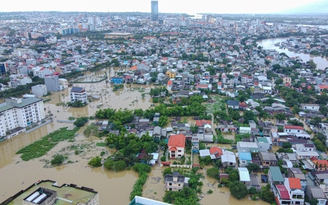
[257,37,328,70]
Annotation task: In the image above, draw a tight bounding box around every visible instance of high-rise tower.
[151,0,158,21]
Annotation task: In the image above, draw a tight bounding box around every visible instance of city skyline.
[1,0,327,14]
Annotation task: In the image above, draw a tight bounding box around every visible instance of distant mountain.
[281,1,328,14]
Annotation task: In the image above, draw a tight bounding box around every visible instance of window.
[178,150,181,152]
[169,183,172,186]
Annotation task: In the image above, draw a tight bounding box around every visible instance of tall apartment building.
[44,74,60,92]
[70,87,88,104]
[0,97,45,138]
[151,0,159,21]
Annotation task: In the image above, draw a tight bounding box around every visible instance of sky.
[0,0,327,14]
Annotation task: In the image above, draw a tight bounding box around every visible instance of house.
[305,186,327,205]
[239,152,252,167]
[168,134,186,159]
[70,87,87,104]
[238,167,251,187]
[274,184,291,205]
[221,151,236,168]
[195,120,211,127]
[300,103,320,112]
[284,178,305,205]
[239,127,251,134]
[311,159,328,171]
[294,143,315,152]
[217,123,236,133]
[287,168,306,191]
[209,146,223,158]
[312,171,328,197]
[259,152,278,168]
[295,151,319,160]
[284,125,304,134]
[268,166,284,187]
[227,100,239,109]
[237,142,259,153]
[256,137,271,152]
[164,172,188,191]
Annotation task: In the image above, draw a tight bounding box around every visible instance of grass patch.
[16,127,79,161]
[96,142,106,147]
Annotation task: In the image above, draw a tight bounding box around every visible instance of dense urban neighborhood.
[1,10,328,205]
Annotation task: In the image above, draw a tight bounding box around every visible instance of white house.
[284,125,304,134]
[239,127,251,134]
[70,87,88,104]
[168,134,186,159]
[300,104,320,112]
[284,178,305,205]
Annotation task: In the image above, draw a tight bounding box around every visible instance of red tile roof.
[276,185,290,200]
[319,85,328,89]
[195,120,211,127]
[311,159,328,168]
[288,178,301,189]
[168,134,186,148]
[284,125,304,130]
[209,147,223,158]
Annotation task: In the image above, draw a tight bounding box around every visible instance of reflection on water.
[258,38,328,70]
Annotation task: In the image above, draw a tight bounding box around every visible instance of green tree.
[163,167,172,177]
[104,158,114,170]
[88,156,102,167]
[282,142,292,149]
[259,184,275,204]
[158,116,168,127]
[230,181,249,200]
[74,117,89,127]
[206,167,220,180]
[246,163,260,173]
[51,154,65,166]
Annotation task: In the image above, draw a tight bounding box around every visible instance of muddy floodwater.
[0,68,269,204]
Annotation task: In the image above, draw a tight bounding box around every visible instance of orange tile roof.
[130,66,137,71]
[288,178,301,189]
[209,147,223,158]
[311,159,328,168]
[195,120,211,127]
[168,134,186,148]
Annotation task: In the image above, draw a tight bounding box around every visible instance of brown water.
[0,69,153,204]
[257,38,328,70]
[200,170,268,205]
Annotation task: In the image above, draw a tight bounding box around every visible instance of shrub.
[51,154,65,166]
[74,117,89,127]
[206,167,220,180]
[88,156,102,167]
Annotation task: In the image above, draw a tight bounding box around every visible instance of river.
[257,38,328,70]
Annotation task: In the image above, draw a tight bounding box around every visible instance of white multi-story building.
[0,97,45,138]
[70,87,87,104]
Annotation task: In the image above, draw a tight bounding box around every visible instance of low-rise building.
[70,87,88,104]
[301,103,320,112]
[164,172,188,191]
[284,178,305,205]
[259,152,277,168]
[305,186,327,205]
[168,134,186,159]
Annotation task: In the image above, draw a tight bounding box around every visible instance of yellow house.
[166,69,176,78]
